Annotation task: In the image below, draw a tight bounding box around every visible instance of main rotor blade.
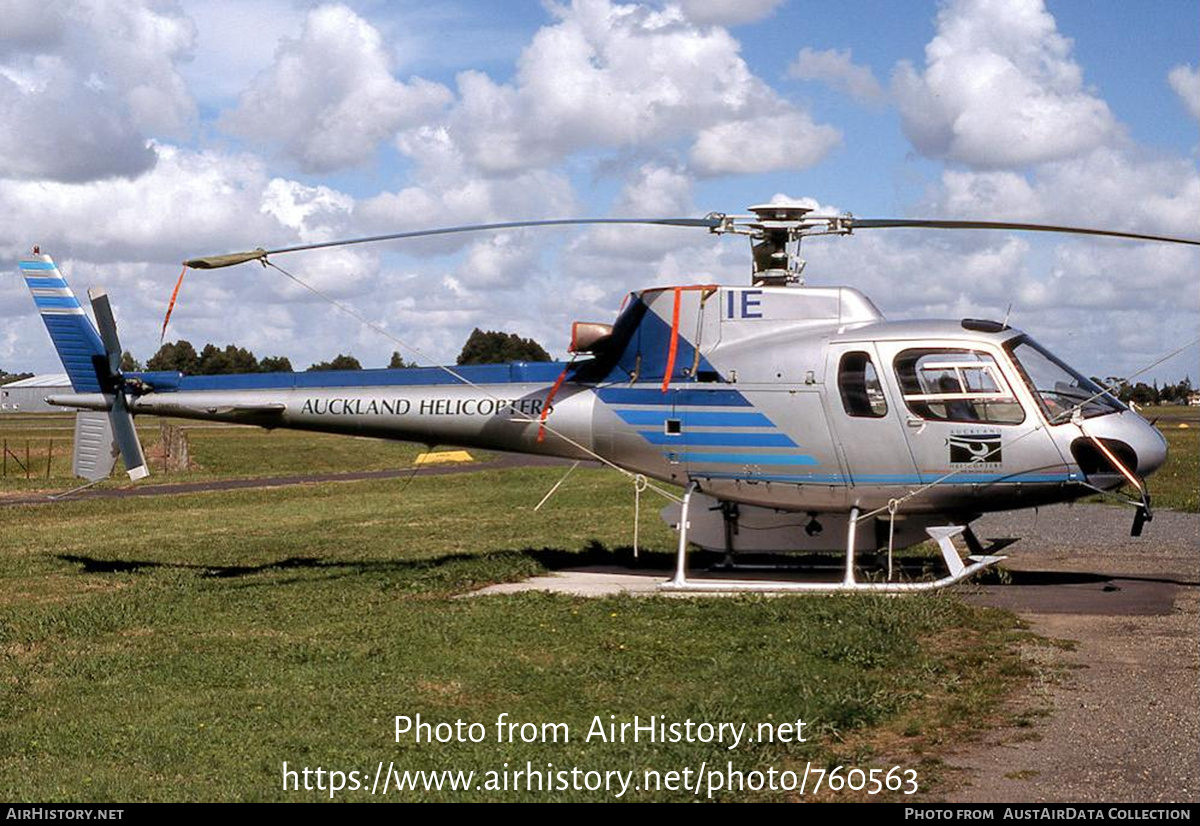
[184,216,723,269]
[849,218,1200,246]
[87,288,123,375]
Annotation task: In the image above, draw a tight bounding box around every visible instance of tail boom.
[99,378,597,460]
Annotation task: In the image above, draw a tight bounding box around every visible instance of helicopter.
[17,203,1199,593]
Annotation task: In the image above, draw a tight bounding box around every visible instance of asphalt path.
[943,504,1199,803]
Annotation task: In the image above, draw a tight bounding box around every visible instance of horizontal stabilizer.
[210,403,287,414]
[133,401,286,418]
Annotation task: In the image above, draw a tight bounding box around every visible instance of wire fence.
[1,438,56,479]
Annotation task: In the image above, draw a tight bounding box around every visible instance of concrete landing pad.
[468,566,666,597]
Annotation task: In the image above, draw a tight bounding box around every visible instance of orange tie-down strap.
[540,284,720,441]
[537,365,571,443]
[661,285,720,393]
[1084,429,1144,493]
[160,264,189,342]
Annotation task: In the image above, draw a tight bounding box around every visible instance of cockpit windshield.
[1006,335,1125,422]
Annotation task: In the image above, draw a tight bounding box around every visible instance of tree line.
[0,369,35,386]
[118,328,551,376]
[1101,376,1195,407]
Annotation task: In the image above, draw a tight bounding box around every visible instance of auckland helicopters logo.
[298,396,547,418]
[947,432,1002,467]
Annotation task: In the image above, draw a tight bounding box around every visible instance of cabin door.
[824,343,918,495]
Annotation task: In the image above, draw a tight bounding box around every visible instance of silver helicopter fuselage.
[50,282,1166,533]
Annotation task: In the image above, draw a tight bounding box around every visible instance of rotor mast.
[711,203,856,287]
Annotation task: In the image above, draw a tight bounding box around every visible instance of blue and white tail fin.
[18,254,105,393]
[18,252,148,481]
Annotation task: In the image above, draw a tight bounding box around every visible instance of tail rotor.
[87,288,149,481]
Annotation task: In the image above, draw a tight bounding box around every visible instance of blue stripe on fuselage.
[615,410,773,427]
[670,452,819,466]
[596,387,750,407]
[639,430,797,447]
[598,384,809,459]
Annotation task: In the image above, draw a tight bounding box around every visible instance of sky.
[0,0,1197,383]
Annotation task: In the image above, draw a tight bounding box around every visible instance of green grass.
[1142,405,1199,513]
[0,415,474,492]
[179,426,431,480]
[0,466,1030,802]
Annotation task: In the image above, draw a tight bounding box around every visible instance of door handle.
[906,416,925,431]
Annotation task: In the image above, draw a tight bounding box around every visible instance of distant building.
[1189,392,1200,407]
[0,374,71,414]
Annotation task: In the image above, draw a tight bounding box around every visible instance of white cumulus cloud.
[892,0,1117,169]
[358,130,578,257]
[0,0,196,182]
[690,111,841,175]
[671,0,783,26]
[220,4,452,173]
[567,162,698,264]
[1168,64,1200,122]
[409,0,833,178]
[788,47,885,104]
[930,147,1200,241]
[0,143,280,263]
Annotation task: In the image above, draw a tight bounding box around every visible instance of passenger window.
[838,352,888,418]
[894,349,1024,424]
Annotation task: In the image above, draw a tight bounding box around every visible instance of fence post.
[26,440,30,479]
[158,421,191,473]
[46,438,53,479]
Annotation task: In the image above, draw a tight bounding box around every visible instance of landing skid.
[659,483,1007,594]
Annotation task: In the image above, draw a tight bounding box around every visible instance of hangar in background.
[0,374,71,414]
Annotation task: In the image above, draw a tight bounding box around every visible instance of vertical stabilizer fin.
[18,252,148,482]
[18,254,105,393]
[72,412,118,482]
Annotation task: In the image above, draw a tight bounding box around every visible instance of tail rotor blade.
[86,287,148,480]
[110,392,148,481]
[87,288,123,374]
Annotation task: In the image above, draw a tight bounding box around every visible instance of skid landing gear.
[660,483,1005,594]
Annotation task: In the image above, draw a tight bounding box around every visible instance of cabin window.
[664,418,683,435]
[838,352,888,418]
[1006,335,1123,421]
[894,349,1024,424]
